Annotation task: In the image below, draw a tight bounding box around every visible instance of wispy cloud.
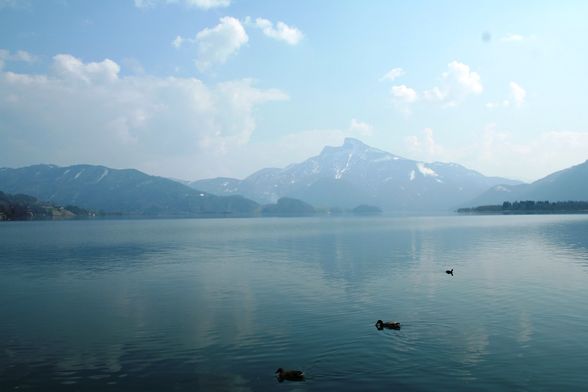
[380,67,405,82]
[51,53,120,83]
[424,60,483,106]
[0,49,36,70]
[510,81,526,106]
[173,16,303,69]
[134,0,230,10]
[0,53,288,179]
[500,33,534,43]
[171,35,184,48]
[485,81,526,109]
[349,118,373,137]
[405,128,445,161]
[391,84,417,103]
[404,124,588,181]
[172,17,248,71]
[389,84,418,114]
[249,17,303,45]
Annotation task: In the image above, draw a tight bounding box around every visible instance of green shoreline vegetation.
[0,191,97,221]
[458,200,588,214]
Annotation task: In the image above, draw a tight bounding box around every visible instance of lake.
[1,215,588,391]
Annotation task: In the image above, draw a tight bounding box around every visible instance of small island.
[457,200,588,215]
[260,197,315,217]
[351,204,383,215]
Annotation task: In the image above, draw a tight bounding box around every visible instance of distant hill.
[465,160,588,206]
[0,164,259,216]
[191,138,522,211]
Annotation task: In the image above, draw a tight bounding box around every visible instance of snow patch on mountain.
[416,163,438,177]
[335,153,354,179]
[96,168,109,183]
[189,137,522,211]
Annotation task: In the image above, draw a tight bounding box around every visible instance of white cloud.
[0,54,288,179]
[13,50,35,62]
[500,33,534,43]
[0,49,36,70]
[510,81,526,106]
[404,123,588,182]
[390,84,418,114]
[424,61,483,106]
[349,118,373,137]
[253,18,303,45]
[52,54,120,83]
[447,61,483,94]
[380,67,405,82]
[171,35,184,48]
[405,128,444,160]
[194,17,248,71]
[134,0,230,10]
[176,17,301,70]
[485,82,526,109]
[391,84,417,103]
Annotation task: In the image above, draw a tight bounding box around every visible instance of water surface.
[2,215,588,391]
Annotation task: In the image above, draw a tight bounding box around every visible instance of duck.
[445,268,453,275]
[375,319,401,330]
[275,368,304,382]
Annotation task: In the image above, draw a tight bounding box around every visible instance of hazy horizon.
[2,1,588,182]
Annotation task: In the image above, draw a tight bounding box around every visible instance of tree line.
[458,200,588,214]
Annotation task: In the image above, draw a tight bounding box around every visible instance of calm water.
[2,215,588,391]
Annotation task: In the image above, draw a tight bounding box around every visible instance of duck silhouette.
[275,368,304,382]
[375,320,401,330]
[446,268,453,275]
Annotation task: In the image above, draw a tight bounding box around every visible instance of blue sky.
[1,0,588,181]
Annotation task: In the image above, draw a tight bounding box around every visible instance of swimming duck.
[375,320,401,330]
[446,268,453,275]
[275,368,304,382]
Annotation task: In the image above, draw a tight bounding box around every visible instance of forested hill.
[0,191,93,220]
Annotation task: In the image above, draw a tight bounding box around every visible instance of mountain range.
[191,138,523,211]
[0,164,258,216]
[1,138,586,215]
[465,159,588,206]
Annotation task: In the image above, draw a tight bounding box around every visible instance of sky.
[1,0,588,182]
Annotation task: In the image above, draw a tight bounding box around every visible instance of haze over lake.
[2,215,588,391]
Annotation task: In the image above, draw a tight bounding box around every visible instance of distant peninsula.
[0,191,96,220]
[457,200,588,215]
